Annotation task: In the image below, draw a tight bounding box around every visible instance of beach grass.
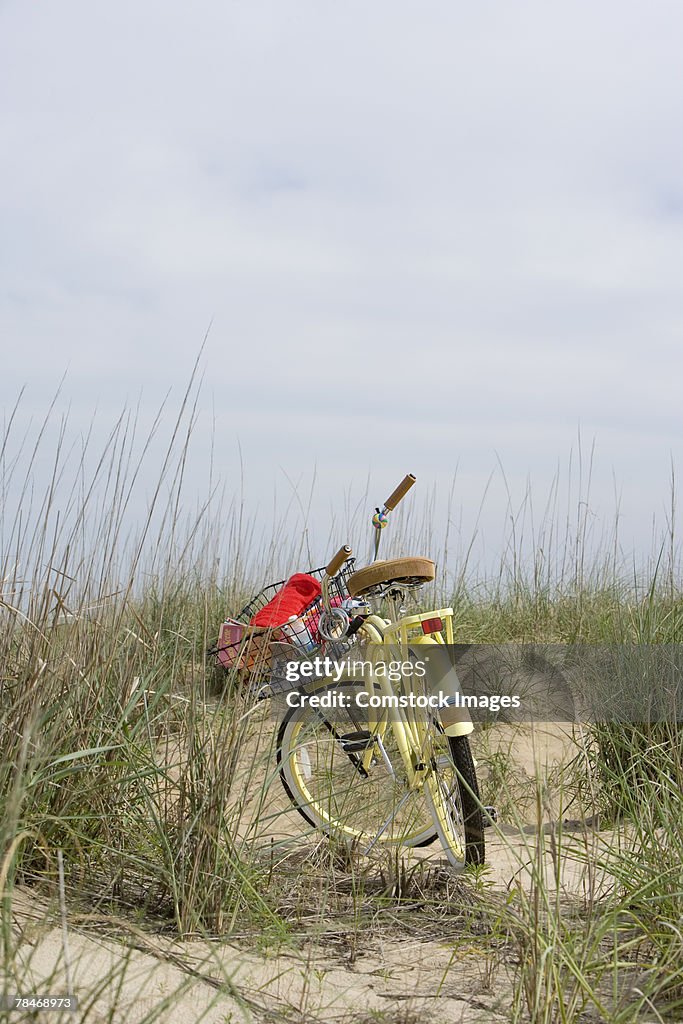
[2,389,683,1021]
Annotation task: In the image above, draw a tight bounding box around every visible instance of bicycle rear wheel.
[277,681,437,850]
[423,732,485,868]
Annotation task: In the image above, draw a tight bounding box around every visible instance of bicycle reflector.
[421,617,443,635]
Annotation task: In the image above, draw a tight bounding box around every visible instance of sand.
[5,722,606,1024]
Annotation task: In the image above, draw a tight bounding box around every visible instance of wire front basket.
[211,560,356,676]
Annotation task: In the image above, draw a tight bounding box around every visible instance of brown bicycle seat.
[346,557,436,597]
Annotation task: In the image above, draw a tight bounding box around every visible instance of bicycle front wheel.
[277,681,437,850]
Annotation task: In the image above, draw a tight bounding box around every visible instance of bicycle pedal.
[340,731,374,752]
[482,806,497,827]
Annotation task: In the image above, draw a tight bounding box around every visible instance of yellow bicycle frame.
[344,608,473,789]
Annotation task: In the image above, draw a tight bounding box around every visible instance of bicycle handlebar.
[384,474,416,511]
[325,545,352,577]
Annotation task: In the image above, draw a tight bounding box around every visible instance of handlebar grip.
[384,474,416,511]
[325,545,352,577]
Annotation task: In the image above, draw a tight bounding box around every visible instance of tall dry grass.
[1,379,683,1021]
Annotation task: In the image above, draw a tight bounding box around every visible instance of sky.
[2,1,683,581]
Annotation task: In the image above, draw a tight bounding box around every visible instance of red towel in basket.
[250,574,322,628]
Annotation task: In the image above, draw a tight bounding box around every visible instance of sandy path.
[6,722,610,1023]
[9,887,512,1023]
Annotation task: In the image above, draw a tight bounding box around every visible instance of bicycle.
[272,475,486,868]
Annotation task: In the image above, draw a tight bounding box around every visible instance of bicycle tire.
[277,681,438,850]
[424,733,485,868]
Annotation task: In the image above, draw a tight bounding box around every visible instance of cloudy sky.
[2,1,683,577]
